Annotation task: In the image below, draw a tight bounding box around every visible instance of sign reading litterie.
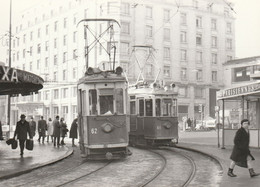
[0,65,43,84]
[217,82,260,99]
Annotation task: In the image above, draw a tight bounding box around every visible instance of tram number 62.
[91,128,98,134]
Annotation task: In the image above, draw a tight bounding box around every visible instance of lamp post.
[7,0,12,139]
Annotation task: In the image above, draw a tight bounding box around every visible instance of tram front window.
[100,95,114,115]
[162,98,172,116]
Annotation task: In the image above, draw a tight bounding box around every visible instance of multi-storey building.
[5,0,235,125]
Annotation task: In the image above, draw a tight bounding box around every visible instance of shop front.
[217,82,260,148]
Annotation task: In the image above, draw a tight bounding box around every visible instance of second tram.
[128,82,178,146]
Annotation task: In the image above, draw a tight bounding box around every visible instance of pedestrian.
[13,114,33,156]
[60,118,68,145]
[38,116,47,143]
[228,119,259,178]
[29,117,36,138]
[52,116,61,147]
[187,118,191,130]
[46,118,53,143]
[69,118,78,147]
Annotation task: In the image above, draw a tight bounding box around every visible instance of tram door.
[138,99,145,133]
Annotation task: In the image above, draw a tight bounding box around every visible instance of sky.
[0,0,259,61]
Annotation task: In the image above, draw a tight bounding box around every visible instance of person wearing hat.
[13,114,33,156]
[228,119,259,178]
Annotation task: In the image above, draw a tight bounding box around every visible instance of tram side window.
[130,101,136,115]
[89,89,97,115]
[156,99,161,116]
[145,99,153,116]
[162,98,172,116]
[139,100,144,116]
[115,88,124,114]
[172,99,177,117]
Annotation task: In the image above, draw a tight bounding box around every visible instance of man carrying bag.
[13,114,33,156]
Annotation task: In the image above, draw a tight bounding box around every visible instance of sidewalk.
[177,142,260,187]
[0,139,73,180]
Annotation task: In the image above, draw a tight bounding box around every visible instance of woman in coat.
[47,118,53,143]
[60,118,68,145]
[228,119,259,178]
[69,118,78,147]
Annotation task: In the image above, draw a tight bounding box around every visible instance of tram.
[77,19,131,159]
[128,82,179,146]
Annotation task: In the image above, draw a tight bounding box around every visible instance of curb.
[0,146,74,180]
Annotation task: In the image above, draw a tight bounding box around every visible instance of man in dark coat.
[13,114,33,156]
[38,116,47,143]
[228,119,259,178]
[52,116,61,147]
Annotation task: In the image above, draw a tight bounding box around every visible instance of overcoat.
[230,127,254,167]
[38,119,47,136]
[60,121,68,137]
[52,119,61,137]
[29,121,36,137]
[69,119,78,139]
[14,120,32,140]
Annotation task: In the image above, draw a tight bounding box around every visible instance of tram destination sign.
[217,82,260,100]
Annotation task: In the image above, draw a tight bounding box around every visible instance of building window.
[212,53,217,64]
[17,38,19,46]
[53,106,59,116]
[30,31,33,41]
[73,14,77,25]
[195,87,204,98]
[23,49,25,58]
[73,68,77,79]
[37,59,40,69]
[121,22,130,34]
[181,68,187,80]
[146,25,153,37]
[73,31,77,43]
[72,87,77,97]
[54,38,57,48]
[30,62,32,71]
[44,91,50,100]
[38,28,41,38]
[23,34,26,43]
[120,42,129,54]
[227,22,232,33]
[53,71,57,81]
[196,33,202,45]
[233,67,250,82]
[196,51,202,63]
[63,70,67,81]
[163,47,170,59]
[211,36,217,48]
[64,18,67,28]
[29,46,33,56]
[45,41,49,51]
[45,57,49,68]
[196,16,202,28]
[180,13,187,25]
[54,21,58,32]
[62,88,68,98]
[63,35,67,46]
[164,28,170,41]
[146,6,153,18]
[226,38,232,50]
[62,106,68,119]
[181,49,187,61]
[212,71,217,82]
[196,69,203,81]
[211,19,217,30]
[227,55,232,61]
[164,9,170,22]
[224,7,229,17]
[54,89,59,99]
[73,49,77,59]
[107,2,117,14]
[121,3,130,15]
[16,51,19,60]
[46,25,49,35]
[54,54,57,65]
[37,44,41,53]
[180,31,187,43]
[63,52,67,62]
[193,0,198,9]
[163,66,170,77]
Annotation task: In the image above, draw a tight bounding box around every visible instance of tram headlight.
[163,122,172,129]
[101,123,114,133]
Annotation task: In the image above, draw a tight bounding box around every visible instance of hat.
[20,114,26,119]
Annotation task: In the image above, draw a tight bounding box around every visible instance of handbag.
[26,139,34,150]
[6,138,15,145]
[11,140,18,149]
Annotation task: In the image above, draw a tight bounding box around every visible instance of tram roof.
[78,71,126,84]
[128,87,178,97]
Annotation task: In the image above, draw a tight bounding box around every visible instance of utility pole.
[7,0,12,139]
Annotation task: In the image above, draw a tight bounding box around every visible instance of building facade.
[5,0,235,125]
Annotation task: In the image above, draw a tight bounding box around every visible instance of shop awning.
[217,81,260,100]
[0,65,44,95]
